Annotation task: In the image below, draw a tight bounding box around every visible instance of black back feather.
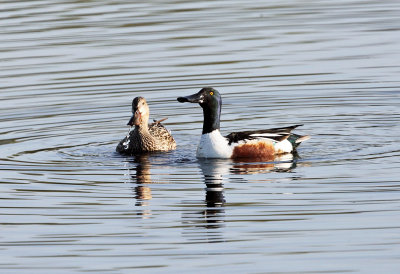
[225,124,303,145]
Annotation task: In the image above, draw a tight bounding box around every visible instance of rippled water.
[1,0,400,273]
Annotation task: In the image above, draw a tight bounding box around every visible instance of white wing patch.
[249,133,282,137]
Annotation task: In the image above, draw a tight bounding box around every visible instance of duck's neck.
[135,114,150,132]
[135,124,150,134]
[202,102,221,134]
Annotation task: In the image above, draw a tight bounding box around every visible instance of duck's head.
[127,96,150,127]
[177,87,221,106]
[177,87,222,134]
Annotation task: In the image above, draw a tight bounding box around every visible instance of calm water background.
[1,0,400,273]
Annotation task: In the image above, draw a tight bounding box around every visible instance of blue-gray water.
[1,1,400,273]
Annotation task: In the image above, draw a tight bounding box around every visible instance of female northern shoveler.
[177,87,310,159]
[116,97,176,155]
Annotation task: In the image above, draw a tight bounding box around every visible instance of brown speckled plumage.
[116,97,176,155]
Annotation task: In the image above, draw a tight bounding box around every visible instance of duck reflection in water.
[127,155,154,213]
[125,152,301,238]
[182,156,300,242]
[197,155,298,220]
[199,159,227,227]
[181,159,227,243]
[230,153,298,175]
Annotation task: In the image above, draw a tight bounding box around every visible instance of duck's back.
[148,122,176,150]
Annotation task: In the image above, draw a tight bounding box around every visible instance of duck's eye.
[210,91,214,96]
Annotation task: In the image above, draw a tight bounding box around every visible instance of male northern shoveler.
[116,97,176,155]
[177,87,310,159]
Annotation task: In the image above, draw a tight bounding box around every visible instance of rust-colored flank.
[231,140,277,160]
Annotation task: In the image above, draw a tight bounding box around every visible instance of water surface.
[1,0,400,273]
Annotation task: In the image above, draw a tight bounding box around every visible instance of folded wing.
[225,124,303,145]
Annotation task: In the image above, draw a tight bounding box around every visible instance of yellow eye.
[210,92,214,96]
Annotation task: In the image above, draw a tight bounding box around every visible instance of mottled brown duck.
[116,97,176,155]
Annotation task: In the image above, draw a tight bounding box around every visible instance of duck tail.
[288,134,311,148]
[151,118,168,126]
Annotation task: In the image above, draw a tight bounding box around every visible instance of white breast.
[196,130,232,158]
